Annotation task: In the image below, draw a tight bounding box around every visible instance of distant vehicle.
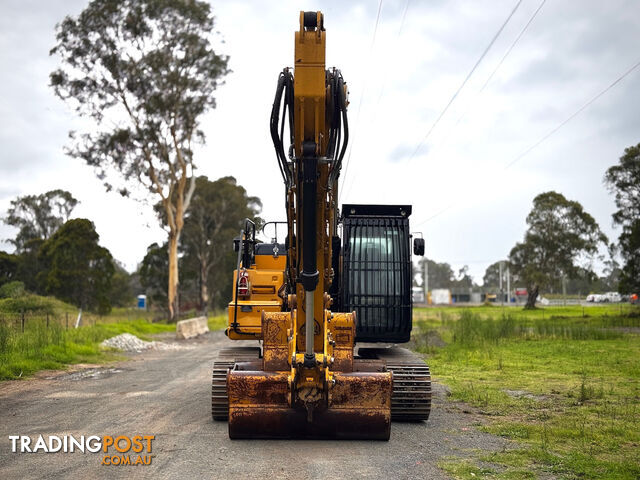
[587,292,623,303]
[412,287,425,304]
[431,288,452,305]
[604,292,622,303]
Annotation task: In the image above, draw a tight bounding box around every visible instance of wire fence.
[0,307,208,335]
[0,309,155,333]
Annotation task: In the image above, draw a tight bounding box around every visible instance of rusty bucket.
[227,369,392,440]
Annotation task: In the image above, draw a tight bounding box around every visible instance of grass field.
[0,301,227,380]
[412,304,640,480]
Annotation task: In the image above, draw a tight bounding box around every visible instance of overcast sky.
[1,0,639,285]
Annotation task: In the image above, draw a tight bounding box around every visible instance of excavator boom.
[213,11,430,441]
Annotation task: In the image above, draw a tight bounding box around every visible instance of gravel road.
[0,331,508,479]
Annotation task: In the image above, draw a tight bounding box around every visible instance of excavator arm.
[225,11,393,439]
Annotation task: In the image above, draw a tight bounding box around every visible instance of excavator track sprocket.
[212,346,261,421]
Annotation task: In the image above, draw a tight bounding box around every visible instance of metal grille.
[342,216,412,342]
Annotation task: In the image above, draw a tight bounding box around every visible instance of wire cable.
[339,0,384,204]
[413,57,640,228]
[504,58,640,170]
[374,0,411,113]
[341,0,411,203]
[437,0,547,149]
[407,0,524,163]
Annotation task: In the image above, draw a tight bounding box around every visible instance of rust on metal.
[228,370,290,406]
[262,311,291,371]
[227,369,392,439]
[228,406,390,440]
[329,312,354,372]
[329,372,392,410]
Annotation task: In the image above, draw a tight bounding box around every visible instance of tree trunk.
[168,232,180,322]
[525,285,539,310]
[200,260,209,317]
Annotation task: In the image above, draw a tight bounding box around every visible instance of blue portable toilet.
[137,294,147,310]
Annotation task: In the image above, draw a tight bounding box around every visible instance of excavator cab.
[339,204,414,343]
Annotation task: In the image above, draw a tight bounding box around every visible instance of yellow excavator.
[212,11,430,440]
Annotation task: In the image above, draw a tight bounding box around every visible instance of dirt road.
[0,331,507,479]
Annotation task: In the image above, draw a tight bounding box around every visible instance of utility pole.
[499,261,504,306]
[562,274,566,306]
[423,260,429,305]
[506,265,511,305]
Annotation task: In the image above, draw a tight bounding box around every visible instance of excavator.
[211,11,431,440]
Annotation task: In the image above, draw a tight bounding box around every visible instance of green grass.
[413,305,640,479]
[0,304,228,380]
[0,294,77,317]
[208,313,227,331]
[0,319,176,380]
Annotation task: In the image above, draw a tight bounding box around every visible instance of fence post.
[46,313,50,329]
[21,311,25,333]
[66,313,69,330]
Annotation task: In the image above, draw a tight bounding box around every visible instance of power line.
[374,0,411,111]
[341,0,410,203]
[339,0,384,204]
[481,0,547,92]
[407,0,524,163]
[505,58,640,169]
[413,57,640,228]
[438,0,547,148]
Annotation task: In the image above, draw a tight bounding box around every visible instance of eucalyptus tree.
[605,143,640,293]
[509,191,607,308]
[50,0,229,321]
[4,189,78,252]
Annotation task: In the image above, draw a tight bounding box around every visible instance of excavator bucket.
[227,368,392,440]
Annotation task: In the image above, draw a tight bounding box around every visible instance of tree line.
[0,176,260,317]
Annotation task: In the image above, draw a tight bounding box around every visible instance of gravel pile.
[101,333,189,353]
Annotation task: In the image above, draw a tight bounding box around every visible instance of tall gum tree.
[50,0,229,321]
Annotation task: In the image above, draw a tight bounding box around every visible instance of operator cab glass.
[341,204,413,343]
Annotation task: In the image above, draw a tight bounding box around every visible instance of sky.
[1,0,639,285]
